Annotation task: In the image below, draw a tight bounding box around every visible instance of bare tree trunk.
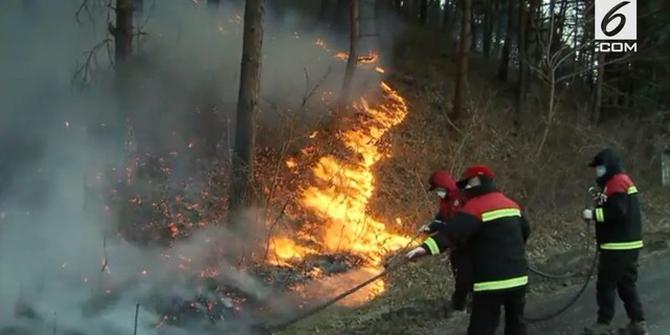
[483,0,494,59]
[229,0,265,215]
[442,0,451,31]
[516,0,528,124]
[319,0,330,20]
[470,15,477,51]
[453,0,472,120]
[393,0,402,12]
[535,70,555,157]
[491,0,502,56]
[332,0,349,29]
[591,53,606,125]
[498,0,514,80]
[407,0,418,20]
[525,0,543,84]
[114,0,134,126]
[114,0,134,66]
[339,0,360,105]
[419,0,428,25]
[134,0,143,15]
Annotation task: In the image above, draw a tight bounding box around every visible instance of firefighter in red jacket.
[408,165,530,335]
[422,170,471,311]
[582,149,649,335]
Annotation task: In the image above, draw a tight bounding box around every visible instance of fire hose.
[523,186,603,322]
[524,245,598,322]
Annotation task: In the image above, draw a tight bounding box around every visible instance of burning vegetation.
[0,1,414,332]
[267,81,411,305]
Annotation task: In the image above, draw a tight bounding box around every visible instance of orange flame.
[334,51,380,65]
[335,52,349,61]
[285,158,298,169]
[357,53,379,64]
[269,82,411,304]
[268,236,316,266]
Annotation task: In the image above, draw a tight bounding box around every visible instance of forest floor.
[275,28,670,335]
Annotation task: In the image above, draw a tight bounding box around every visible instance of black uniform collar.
[463,179,497,199]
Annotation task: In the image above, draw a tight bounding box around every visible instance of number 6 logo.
[601,1,629,37]
[595,0,636,40]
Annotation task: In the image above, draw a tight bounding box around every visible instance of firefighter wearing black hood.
[407,165,530,335]
[582,149,649,335]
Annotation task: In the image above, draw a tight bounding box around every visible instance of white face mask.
[436,190,447,199]
[596,165,607,178]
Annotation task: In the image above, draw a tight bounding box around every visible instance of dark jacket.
[421,183,530,293]
[591,150,643,251]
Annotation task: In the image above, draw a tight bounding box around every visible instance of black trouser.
[468,286,527,335]
[597,249,645,324]
[449,248,473,310]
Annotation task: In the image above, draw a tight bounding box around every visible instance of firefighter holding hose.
[408,165,530,335]
[421,169,472,312]
[582,149,649,335]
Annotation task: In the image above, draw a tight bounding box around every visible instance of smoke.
[0,1,403,333]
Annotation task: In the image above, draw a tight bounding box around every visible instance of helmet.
[428,170,457,192]
[457,165,495,189]
[588,148,622,169]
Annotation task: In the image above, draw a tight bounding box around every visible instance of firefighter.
[407,165,530,335]
[422,169,472,311]
[582,149,649,335]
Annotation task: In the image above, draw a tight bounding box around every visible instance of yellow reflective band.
[481,208,521,222]
[424,237,440,255]
[595,208,605,222]
[600,240,644,250]
[473,276,528,292]
[627,186,638,195]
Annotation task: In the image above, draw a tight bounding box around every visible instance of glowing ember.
[357,53,379,64]
[285,158,298,169]
[334,51,380,65]
[314,38,326,49]
[269,82,411,304]
[335,52,349,61]
[168,223,180,238]
[199,267,220,278]
[375,67,385,74]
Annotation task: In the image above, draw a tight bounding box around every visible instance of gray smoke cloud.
[0,1,402,333]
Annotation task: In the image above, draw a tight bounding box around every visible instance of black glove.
[420,219,444,234]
